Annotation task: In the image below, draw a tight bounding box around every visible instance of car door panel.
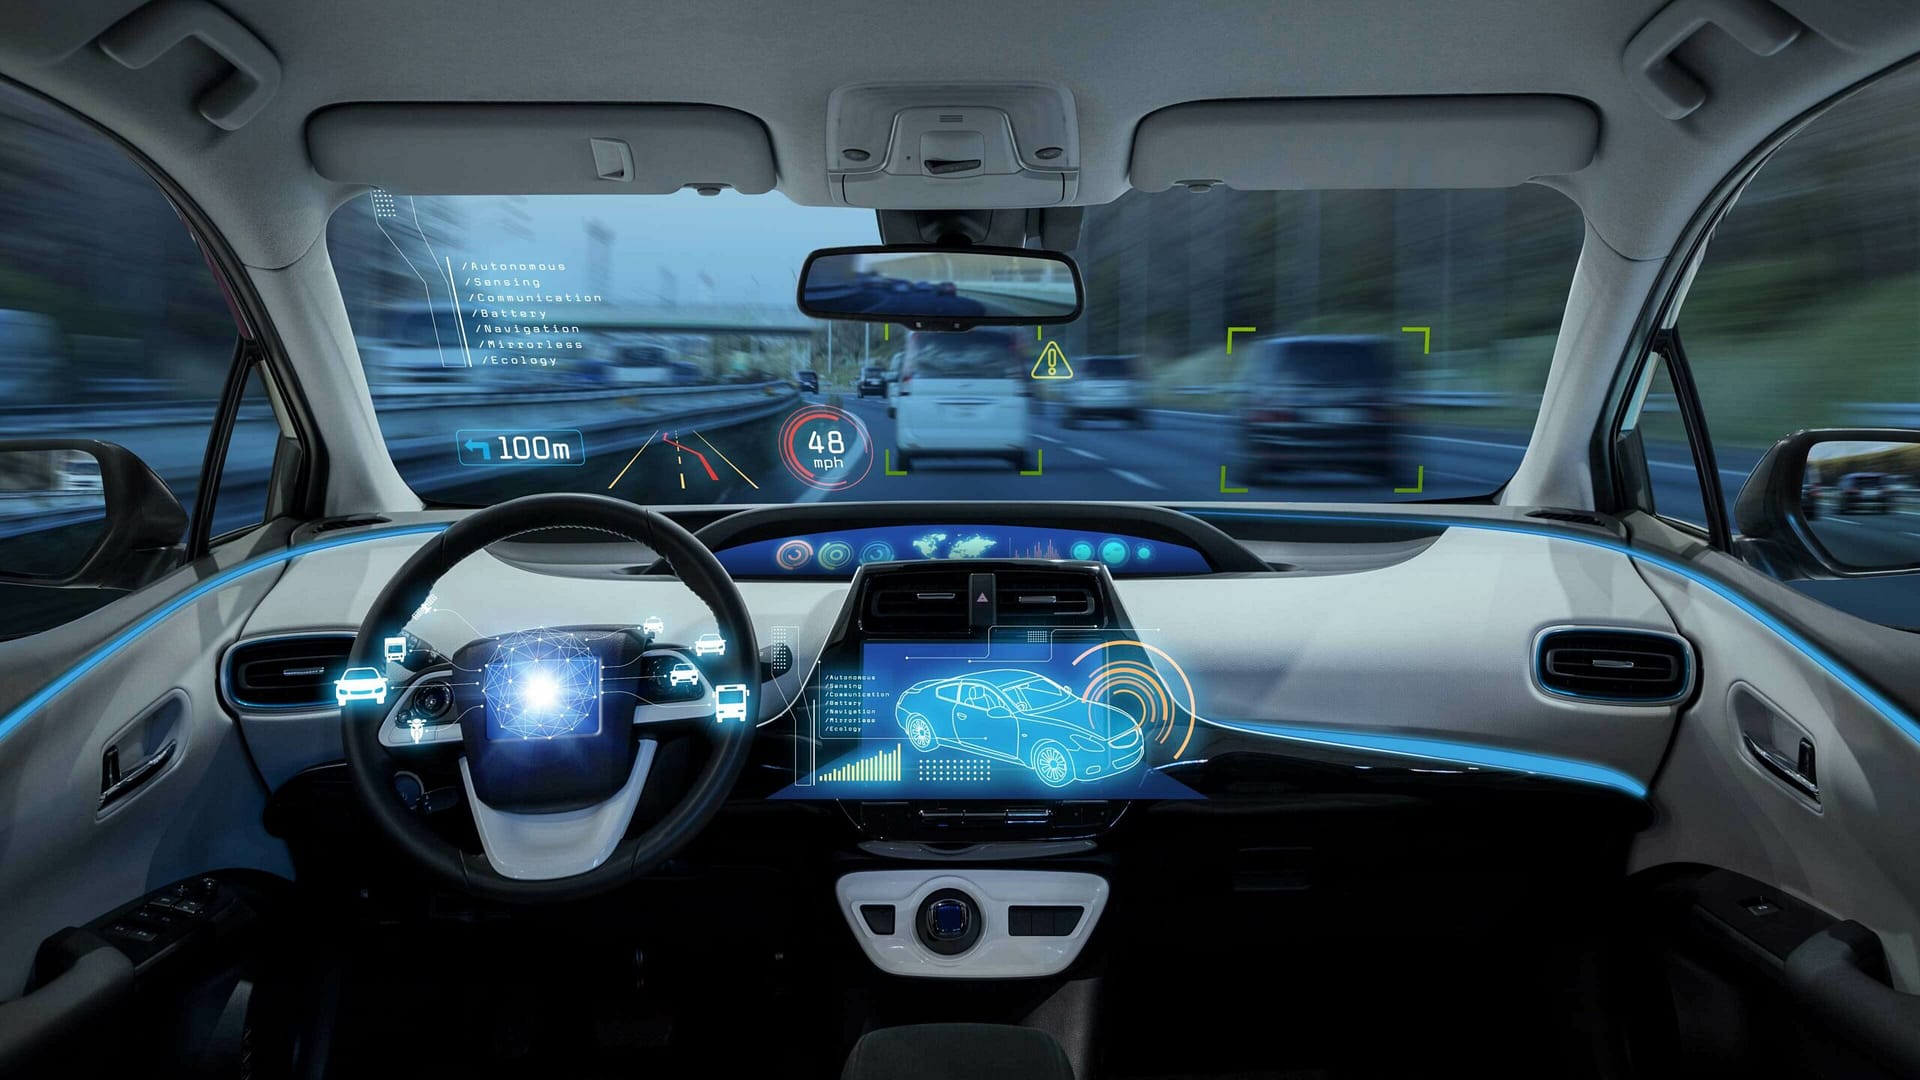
[0,548,292,998]
[1626,541,1920,993]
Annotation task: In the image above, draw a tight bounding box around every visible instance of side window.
[1675,61,1920,623]
[0,80,244,638]
[209,366,284,538]
[1617,355,1711,530]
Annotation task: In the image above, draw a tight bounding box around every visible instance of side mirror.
[0,440,186,589]
[1733,429,1920,575]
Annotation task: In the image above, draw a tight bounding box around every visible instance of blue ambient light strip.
[0,523,450,746]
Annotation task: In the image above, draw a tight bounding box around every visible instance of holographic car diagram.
[894,670,1143,787]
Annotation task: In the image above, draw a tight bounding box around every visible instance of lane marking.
[1066,446,1103,461]
[692,429,758,490]
[606,430,658,490]
[1110,468,1164,490]
[1035,434,1065,445]
[664,438,719,482]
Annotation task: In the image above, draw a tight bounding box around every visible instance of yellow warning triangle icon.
[1031,339,1073,380]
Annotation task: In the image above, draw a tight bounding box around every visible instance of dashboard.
[229,503,1683,848]
[714,523,1211,578]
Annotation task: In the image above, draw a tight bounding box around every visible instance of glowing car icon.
[668,662,700,688]
[895,670,1143,787]
[642,616,665,637]
[693,633,727,657]
[334,667,389,707]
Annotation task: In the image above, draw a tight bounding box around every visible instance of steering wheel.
[341,493,758,902]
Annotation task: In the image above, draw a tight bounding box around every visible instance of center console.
[767,559,1203,844]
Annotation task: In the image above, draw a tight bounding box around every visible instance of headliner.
[0,0,1917,266]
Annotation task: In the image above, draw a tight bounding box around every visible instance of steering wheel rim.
[342,493,758,903]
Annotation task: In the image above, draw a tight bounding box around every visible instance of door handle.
[1741,731,1819,800]
[99,740,176,809]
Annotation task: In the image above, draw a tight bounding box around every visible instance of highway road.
[631,392,1755,513]
[11,390,1918,633]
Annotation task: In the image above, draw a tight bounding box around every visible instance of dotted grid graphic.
[480,630,602,739]
[916,759,992,783]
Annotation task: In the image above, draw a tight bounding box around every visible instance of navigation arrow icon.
[463,438,491,461]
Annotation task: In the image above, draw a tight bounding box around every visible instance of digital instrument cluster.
[715,524,1210,577]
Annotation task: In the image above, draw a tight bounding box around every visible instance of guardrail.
[0,379,797,436]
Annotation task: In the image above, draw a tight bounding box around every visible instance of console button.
[927,898,969,940]
[1007,905,1085,937]
[859,904,897,936]
[916,889,982,955]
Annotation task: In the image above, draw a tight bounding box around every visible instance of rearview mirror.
[796,244,1084,331]
[1734,429,1920,575]
[0,440,186,589]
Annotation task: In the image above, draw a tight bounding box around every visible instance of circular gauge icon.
[817,540,854,570]
[1098,538,1130,567]
[777,405,874,492]
[858,540,896,564]
[1134,543,1154,564]
[775,539,814,571]
[1069,540,1095,562]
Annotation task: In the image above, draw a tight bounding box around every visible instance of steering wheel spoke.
[459,740,659,881]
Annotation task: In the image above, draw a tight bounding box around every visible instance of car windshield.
[1081,356,1139,379]
[1005,676,1074,711]
[326,185,1580,505]
[905,330,1024,379]
[1261,340,1393,384]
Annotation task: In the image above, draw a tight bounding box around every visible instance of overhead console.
[825,82,1080,208]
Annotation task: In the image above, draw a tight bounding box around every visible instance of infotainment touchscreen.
[771,636,1202,800]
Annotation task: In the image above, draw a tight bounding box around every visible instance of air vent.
[996,571,1100,624]
[223,634,355,711]
[1535,628,1692,703]
[862,572,971,636]
[308,515,390,534]
[1527,508,1609,528]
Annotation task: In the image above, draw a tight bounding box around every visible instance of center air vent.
[222,633,355,711]
[1535,628,1692,704]
[996,571,1100,624]
[862,572,972,636]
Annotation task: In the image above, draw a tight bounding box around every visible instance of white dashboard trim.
[836,869,1108,979]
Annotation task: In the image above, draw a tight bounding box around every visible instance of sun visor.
[1129,96,1599,192]
[306,104,777,195]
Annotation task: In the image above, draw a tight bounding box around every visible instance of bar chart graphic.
[818,743,902,783]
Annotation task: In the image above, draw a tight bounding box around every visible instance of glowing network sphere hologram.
[481,630,603,739]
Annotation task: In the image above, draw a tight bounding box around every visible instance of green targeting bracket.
[1226,326,1257,354]
[1401,326,1431,354]
[884,450,908,476]
[1219,465,1248,494]
[1394,465,1426,494]
[1020,449,1044,476]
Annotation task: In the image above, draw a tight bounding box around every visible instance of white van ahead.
[894,329,1030,471]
